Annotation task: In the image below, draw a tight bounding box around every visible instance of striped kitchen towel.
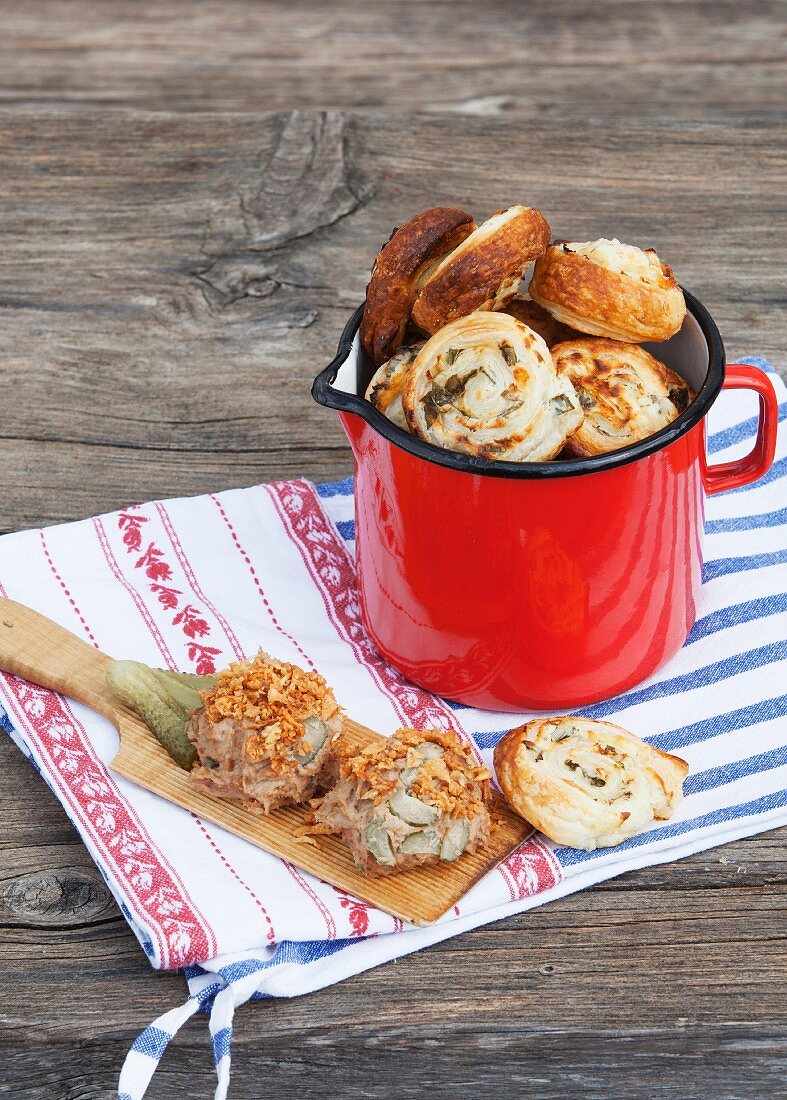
[0,357,784,1100]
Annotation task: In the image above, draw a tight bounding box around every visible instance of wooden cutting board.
[0,597,531,925]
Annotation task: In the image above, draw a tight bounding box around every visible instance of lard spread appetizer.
[359,206,694,462]
[108,652,343,814]
[316,728,492,876]
[494,716,688,851]
[187,652,343,814]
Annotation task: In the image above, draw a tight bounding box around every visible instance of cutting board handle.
[0,598,116,723]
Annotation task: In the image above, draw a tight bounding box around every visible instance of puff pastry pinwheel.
[401,311,583,462]
[552,338,695,457]
[364,343,424,430]
[411,205,551,334]
[494,716,688,851]
[360,207,476,365]
[502,294,583,348]
[529,237,686,342]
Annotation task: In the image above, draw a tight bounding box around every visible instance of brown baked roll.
[494,716,688,851]
[552,338,695,457]
[502,294,583,348]
[401,311,583,462]
[529,237,686,342]
[411,205,551,334]
[364,343,423,430]
[360,207,476,365]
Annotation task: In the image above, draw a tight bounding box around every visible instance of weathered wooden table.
[1,3,785,1096]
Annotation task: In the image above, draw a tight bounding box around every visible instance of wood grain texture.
[0,2,785,1097]
[0,1,784,120]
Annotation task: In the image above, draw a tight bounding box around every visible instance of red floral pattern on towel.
[117,508,221,673]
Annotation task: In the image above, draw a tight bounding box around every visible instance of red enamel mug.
[312,292,778,711]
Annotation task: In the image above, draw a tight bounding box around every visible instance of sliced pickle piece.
[398,828,441,856]
[151,669,217,715]
[295,716,330,765]
[400,766,420,789]
[400,742,444,789]
[107,660,198,770]
[156,669,218,692]
[440,818,470,862]
[389,786,440,826]
[365,818,395,866]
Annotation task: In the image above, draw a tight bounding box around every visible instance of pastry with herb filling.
[402,311,583,462]
[411,205,551,334]
[529,237,686,343]
[494,716,688,851]
[315,728,492,876]
[187,652,343,814]
[552,338,695,457]
[360,206,476,366]
[364,342,424,430]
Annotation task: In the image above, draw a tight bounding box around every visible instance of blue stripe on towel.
[653,694,787,752]
[703,548,787,583]
[0,705,14,735]
[131,1026,171,1060]
[686,594,787,644]
[316,476,354,498]
[706,507,787,534]
[579,641,786,718]
[212,1026,232,1063]
[708,399,787,455]
[335,519,355,541]
[684,744,787,796]
[556,787,787,867]
[474,692,787,753]
[217,939,361,990]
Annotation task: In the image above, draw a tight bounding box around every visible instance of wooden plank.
[0,1,783,119]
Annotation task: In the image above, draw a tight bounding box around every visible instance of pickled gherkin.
[107,660,217,770]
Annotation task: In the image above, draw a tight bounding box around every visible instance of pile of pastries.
[361,205,695,463]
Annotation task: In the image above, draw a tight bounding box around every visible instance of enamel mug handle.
[702,364,779,495]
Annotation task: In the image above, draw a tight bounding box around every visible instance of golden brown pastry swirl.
[552,338,695,457]
[530,237,686,342]
[411,206,551,334]
[494,716,688,851]
[364,343,424,430]
[360,206,476,366]
[402,311,583,462]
